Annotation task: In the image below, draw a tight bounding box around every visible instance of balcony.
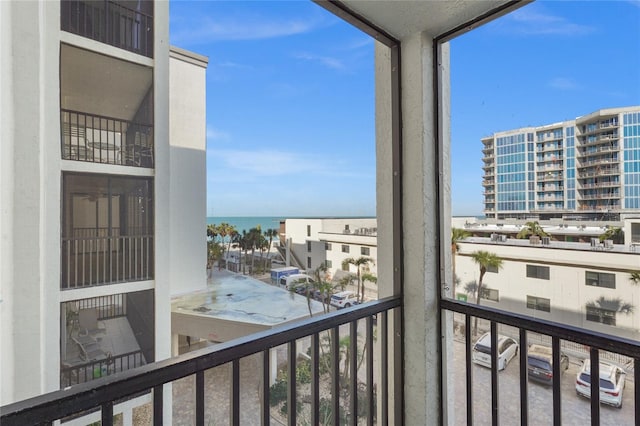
[62,110,154,168]
[1,298,401,425]
[61,234,154,289]
[61,0,154,58]
[4,295,640,425]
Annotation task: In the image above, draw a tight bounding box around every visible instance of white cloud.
[172,16,325,45]
[293,52,345,70]
[501,8,594,36]
[549,77,580,91]
[207,126,230,142]
[208,148,373,179]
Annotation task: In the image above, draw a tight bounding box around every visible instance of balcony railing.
[62,109,154,168]
[61,0,153,58]
[441,299,640,426]
[61,235,154,289]
[61,350,146,388]
[0,297,401,425]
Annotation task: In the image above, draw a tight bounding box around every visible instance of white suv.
[575,359,626,408]
[329,291,359,309]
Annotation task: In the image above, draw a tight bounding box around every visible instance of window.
[480,288,499,302]
[585,271,615,289]
[325,242,332,251]
[307,257,312,269]
[487,264,499,273]
[307,241,311,252]
[526,265,550,280]
[361,247,370,256]
[344,225,350,233]
[325,260,332,268]
[307,225,311,237]
[586,306,616,326]
[342,245,350,253]
[342,262,349,271]
[526,295,550,312]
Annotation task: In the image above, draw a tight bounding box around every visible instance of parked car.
[472,332,519,371]
[526,344,569,385]
[329,291,359,309]
[575,359,626,408]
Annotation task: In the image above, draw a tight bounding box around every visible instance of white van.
[280,273,315,290]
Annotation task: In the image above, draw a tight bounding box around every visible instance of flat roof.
[172,271,325,327]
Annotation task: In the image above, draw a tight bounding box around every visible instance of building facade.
[0,0,207,409]
[483,106,640,220]
[283,218,378,283]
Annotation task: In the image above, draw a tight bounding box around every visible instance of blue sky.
[170,1,640,217]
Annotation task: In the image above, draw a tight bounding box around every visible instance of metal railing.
[61,109,154,168]
[61,0,153,58]
[61,350,146,388]
[76,294,126,320]
[61,235,154,289]
[1,297,402,426]
[441,299,640,426]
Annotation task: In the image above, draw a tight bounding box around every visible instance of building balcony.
[4,296,640,425]
[62,109,154,168]
[537,173,564,182]
[536,163,563,172]
[578,134,619,147]
[576,157,618,169]
[61,0,154,58]
[578,167,620,179]
[580,192,620,201]
[61,234,154,289]
[579,181,620,189]
[578,145,619,156]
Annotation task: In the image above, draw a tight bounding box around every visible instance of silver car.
[575,360,626,408]
[472,332,519,371]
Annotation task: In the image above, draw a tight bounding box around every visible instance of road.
[450,339,635,425]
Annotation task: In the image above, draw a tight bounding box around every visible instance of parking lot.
[451,338,635,425]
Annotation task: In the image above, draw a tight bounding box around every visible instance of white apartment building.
[482,106,640,221]
[283,218,377,281]
[1,0,207,408]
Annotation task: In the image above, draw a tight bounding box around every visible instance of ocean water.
[206,216,283,233]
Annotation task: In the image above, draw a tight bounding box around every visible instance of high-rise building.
[482,106,640,220]
[1,0,208,408]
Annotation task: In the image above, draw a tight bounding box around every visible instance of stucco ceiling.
[60,44,152,122]
[339,0,517,40]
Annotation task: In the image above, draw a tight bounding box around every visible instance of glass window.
[307,241,311,252]
[307,225,311,237]
[307,257,311,268]
[325,260,332,269]
[325,242,332,251]
[526,295,550,312]
[586,306,616,325]
[585,271,615,289]
[526,265,550,280]
[480,288,499,302]
[341,245,350,253]
[361,247,370,256]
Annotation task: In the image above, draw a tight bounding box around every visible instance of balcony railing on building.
[61,0,153,58]
[1,297,401,426]
[62,110,153,168]
[61,231,154,289]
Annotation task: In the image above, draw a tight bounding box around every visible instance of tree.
[599,226,623,243]
[341,257,374,303]
[361,273,377,301]
[248,227,262,274]
[470,251,503,335]
[264,228,279,261]
[516,221,548,239]
[630,271,640,285]
[451,228,470,297]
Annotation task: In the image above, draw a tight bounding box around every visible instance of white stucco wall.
[456,241,640,340]
[169,47,208,297]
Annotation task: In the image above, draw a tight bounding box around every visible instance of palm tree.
[451,228,470,298]
[248,227,262,274]
[599,226,623,243]
[341,257,374,303]
[361,273,377,301]
[264,228,278,262]
[516,221,548,239]
[630,271,640,285]
[470,250,503,335]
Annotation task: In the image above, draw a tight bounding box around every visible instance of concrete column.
[375,32,451,424]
